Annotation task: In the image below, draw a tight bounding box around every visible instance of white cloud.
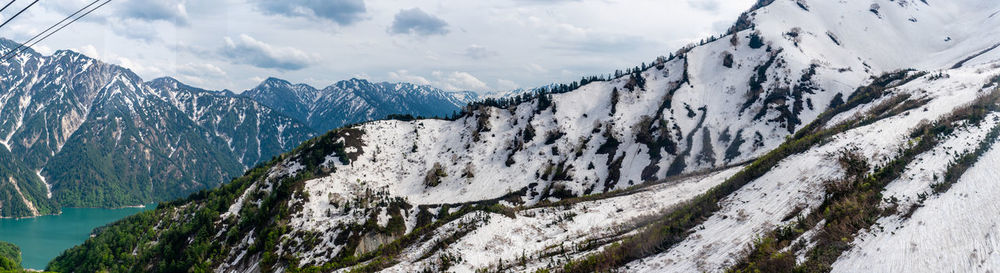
[389,8,449,36]
[178,63,227,78]
[464,44,496,59]
[5,24,40,43]
[114,57,163,76]
[431,71,488,91]
[251,0,367,26]
[351,73,371,80]
[496,79,520,91]
[390,70,490,91]
[178,75,207,85]
[74,45,101,59]
[250,76,266,84]
[687,0,721,11]
[514,12,646,53]
[108,18,161,43]
[388,70,432,85]
[32,45,53,55]
[117,0,190,26]
[219,34,316,71]
[526,63,548,73]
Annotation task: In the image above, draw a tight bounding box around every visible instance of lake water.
[0,205,154,270]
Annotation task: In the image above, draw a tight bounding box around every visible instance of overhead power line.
[0,1,16,14]
[2,0,102,59]
[0,0,38,30]
[2,0,111,63]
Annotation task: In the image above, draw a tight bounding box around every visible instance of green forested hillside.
[0,242,21,272]
[47,128,357,272]
[0,148,57,218]
[44,96,245,208]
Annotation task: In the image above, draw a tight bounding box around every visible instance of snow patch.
[37,170,51,199]
[832,140,1000,272]
[626,62,1000,273]
[384,166,743,272]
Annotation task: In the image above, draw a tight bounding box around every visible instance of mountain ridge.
[240,76,479,132]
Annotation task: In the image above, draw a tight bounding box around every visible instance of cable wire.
[2,0,102,60]
[2,0,111,62]
[0,0,16,14]
[0,0,38,30]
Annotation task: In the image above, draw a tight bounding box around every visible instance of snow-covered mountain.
[147,77,316,168]
[46,0,1000,272]
[242,78,475,132]
[0,38,474,217]
[0,39,315,216]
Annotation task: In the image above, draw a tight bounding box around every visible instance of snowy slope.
[380,166,744,273]
[831,114,1000,272]
[627,64,1000,272]
[46,0,1000,272]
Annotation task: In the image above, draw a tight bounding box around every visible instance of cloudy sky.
[0,0,756,93]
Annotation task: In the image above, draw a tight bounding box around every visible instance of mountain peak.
[0,37,18,49]
[332,78,376,90]
[51,49,90,60]
[347,77,370,83]
[149,76,182,86]
[147,77,217,95]
[0,38,38,58]
[259,77,293,88]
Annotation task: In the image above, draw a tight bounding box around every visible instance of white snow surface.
[382,166,742,273]
[37,170,51,199]
[879,113,1000,210]
[626,62,1000,272]
[831,136,1000,272]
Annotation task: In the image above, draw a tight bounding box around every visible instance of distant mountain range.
[242,77,472,132]
[0,38,489,217]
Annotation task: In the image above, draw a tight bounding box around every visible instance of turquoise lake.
[0,205,155,270]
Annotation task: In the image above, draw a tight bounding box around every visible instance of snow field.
[381,167,742,273]
[831,134,1000,272]
[625,62,1000,272]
